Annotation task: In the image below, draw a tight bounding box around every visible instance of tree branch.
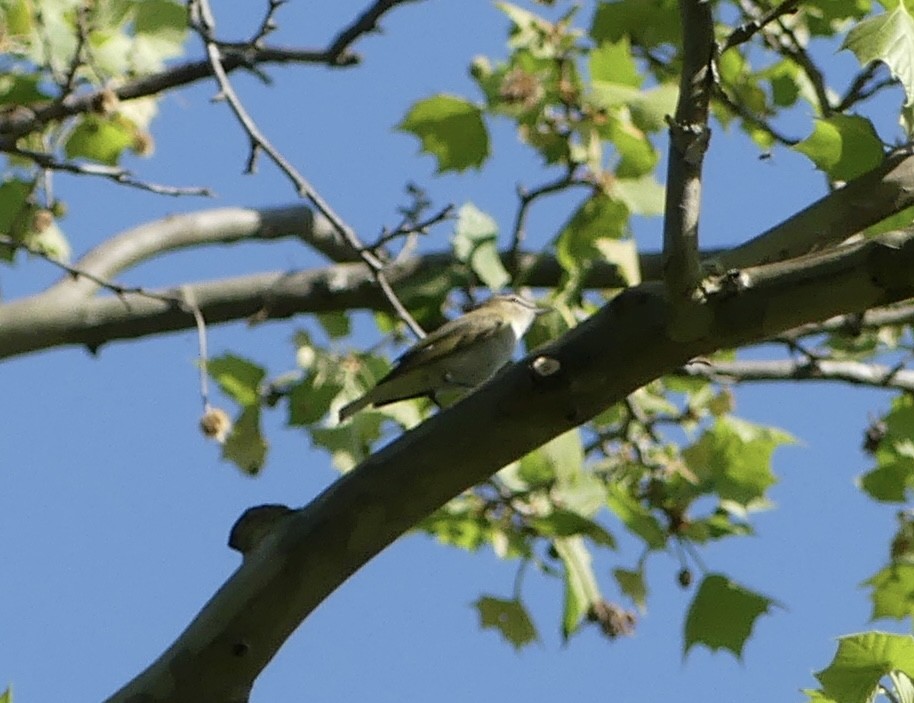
[711,150,914,270]
[105,228,914,703]
[662,0,715,299]
[0,0,425,143]
[686,358,914,392]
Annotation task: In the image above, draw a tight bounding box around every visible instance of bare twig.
[0,233,181,307]
[12,147,213,196]
[188,0,426,338]
[712,84,799,147]
[324,0,423,64]
[509,168,591,275]
[364,203,454,254]
[720,0,799,53]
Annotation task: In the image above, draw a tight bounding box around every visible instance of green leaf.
[475,596,539,650]
[315,311,352,339]
[794,115,884,181]
[222,407,268,475]
[131,0,188,73]
[0,72,49,105]
[518,428,585,486]
[613,566,648,610]
[310,413,385,473]
[287,373,343,426]
[612,176,665,215]
[552,536,602,639]
[531,508,616,547]
[0,178,33,236]
[555,194,629,285]
[0,685,10,703]
[606,484,667,549]
[843,4,914,105]
[64,115,136,165]
[590,0,681,48]
[682,417,794,506]
[816,632,914,703]
[859,459,914,502]
[589,38,641,87]
[684,574,775,658]
[864,564,914,620]
[209,354,266,407]
[419,504,491,550]
[452,203,510,290]
[398,95,490,172]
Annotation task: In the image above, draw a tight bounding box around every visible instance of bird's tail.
[338,394,371,422]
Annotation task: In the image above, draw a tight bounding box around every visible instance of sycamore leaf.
[794,115,884,182]
[682,417,794,506]
[590,0,680,48]
[589,38,641,87]
[209,354,266,408]
[843,4,914,105]
[64,115,136,166]
[864,564,914,621]
[553,536,602,639]
[684,574,775,658]
[606,484,667,549]
[475,596,539,650]
[452,203,510,290]
[398,95,490,172]
[613,567,648,610]
[530,508,617,548]
[816,632,914,703]
[222,407,268,475]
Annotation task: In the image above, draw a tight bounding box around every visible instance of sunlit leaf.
[398,95,490,172]
[816,632,914,703]
[684,574,775,658]
[476,596,539,649]
[222,407,268,475]
[209,354,266,407]
[843,4,914,105]
[794,115,884,181]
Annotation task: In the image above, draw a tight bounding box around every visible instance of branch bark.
[661,0,715,299]
[105,228,914,703]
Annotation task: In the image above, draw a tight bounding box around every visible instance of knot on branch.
[229,503,295,557]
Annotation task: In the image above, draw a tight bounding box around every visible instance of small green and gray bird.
[338,294,546,422]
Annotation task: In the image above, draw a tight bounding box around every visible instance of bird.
[338,294,546,422]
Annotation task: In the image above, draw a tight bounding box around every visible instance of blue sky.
[0,2,907,702]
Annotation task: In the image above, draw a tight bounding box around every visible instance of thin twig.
[12,148,214,196]
[364,203,454,254]
[182,286,213,411]
[712,84,799,147]
[509,168,590,274]
[0,233,182,307]
[720,0,799,53]
[188,0,426,338]
[324,0,423,64]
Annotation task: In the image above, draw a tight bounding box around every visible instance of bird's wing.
[385,311,508,379]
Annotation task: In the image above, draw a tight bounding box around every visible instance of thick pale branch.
[662,0,714,299]
[106,229,914,703]
[713,150,914,270]
[47,205,352,301]
[0,250,650,360]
